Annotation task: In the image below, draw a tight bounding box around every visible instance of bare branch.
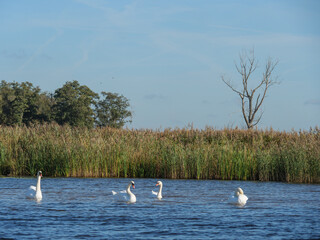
[221,49,279,129]
[252,111,263,127]
[241,94,250,128]
[221,76,243,96]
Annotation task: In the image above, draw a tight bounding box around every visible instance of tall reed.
[0,124,319,183]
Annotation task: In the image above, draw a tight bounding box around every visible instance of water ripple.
[0,178,319,239]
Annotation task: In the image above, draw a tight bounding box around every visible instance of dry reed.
[0,124,319,183]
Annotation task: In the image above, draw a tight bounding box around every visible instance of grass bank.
[0,124,319,183]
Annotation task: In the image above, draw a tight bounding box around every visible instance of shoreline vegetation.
[0,124,319,183]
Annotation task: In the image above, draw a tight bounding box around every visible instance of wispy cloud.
[152,29,320,51]
[75,0,139,28]
[305,99,320,106]
[1,49,28,59]
[209,24,268,34]
[144,94,165,100]
[201,100,211,105]
[72,49,89,70]
[18,29,62,72]
[216,34,320,47]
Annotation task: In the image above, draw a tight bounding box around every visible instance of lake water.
[0,178,319,239]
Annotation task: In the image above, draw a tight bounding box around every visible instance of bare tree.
[222,49,278,129]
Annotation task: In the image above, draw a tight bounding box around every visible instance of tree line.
[0,80,132,128]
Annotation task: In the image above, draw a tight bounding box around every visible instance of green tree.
[53,80,98,128]
[0,80,20,125]
[20,82,45,124]
[36,92,55,123]
[95,91,132,128]
[0,80,51,125]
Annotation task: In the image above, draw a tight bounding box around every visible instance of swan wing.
[112,190,128,201]
[238,195,248,205]
[228,193,238,204]
[111,190,127,195]
[128,193,136,203]
[26,186,36,199]
[152,190,158,196]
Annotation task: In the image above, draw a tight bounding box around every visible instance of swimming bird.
[26,171,43,201]
[229,187,248,206]
[152,181,163,200]
[112,181,136,203]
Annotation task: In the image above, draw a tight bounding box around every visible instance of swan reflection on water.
[4,177,318,239]
[110,180,249,207]
[25,172,248,208]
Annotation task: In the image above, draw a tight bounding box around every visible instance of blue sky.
[1,0,319,130]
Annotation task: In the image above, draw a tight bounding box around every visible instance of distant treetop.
[0,80,132,128]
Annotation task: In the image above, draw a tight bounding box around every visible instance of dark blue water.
[0,178,319,239]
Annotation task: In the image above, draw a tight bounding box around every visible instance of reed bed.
[0,124,319,183]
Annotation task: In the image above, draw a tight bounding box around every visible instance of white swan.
[26,171,42,201]
[152,181,163,200]
[229,187,248,206]
[112,181,136,203]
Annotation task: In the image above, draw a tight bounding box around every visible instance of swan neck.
[159,184,163,194]
[126,184,132,194]
[36,176,41,191]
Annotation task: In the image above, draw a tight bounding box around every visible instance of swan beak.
[132,184,135,189]
[156,183,159,186]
